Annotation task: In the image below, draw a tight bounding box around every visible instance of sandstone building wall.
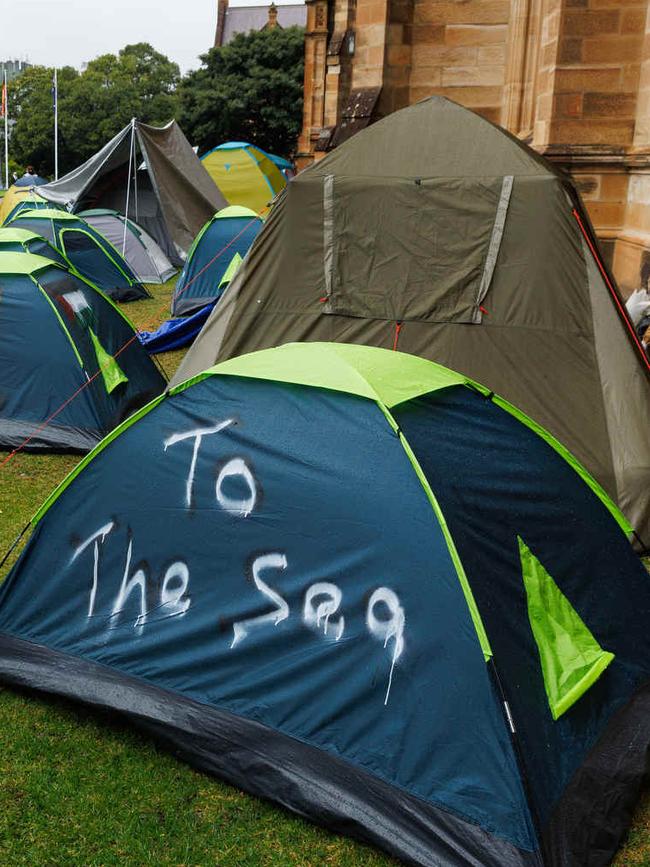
[297,0,650,293]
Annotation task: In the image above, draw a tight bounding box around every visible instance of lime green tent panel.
[518,537,614,720]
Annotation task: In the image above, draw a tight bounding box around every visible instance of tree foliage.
[8,44,179,177]
[178,27,304,158]
[6,29,305,177]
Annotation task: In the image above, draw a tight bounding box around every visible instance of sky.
[1,0,302,74]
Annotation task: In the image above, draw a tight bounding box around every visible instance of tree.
[178,26,304,158]
[7,65,79,177]
[7,44,179,176]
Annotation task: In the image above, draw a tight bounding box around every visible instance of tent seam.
[376,400,493,662]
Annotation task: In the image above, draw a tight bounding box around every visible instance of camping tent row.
[0,343,648,866]
[201,141,287,214]
[8,209,149,302]
[36,120,226,264]
[176,96,650,551]
[0,252,165,451]
[2,195,175,285]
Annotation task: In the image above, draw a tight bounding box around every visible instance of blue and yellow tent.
[0,252,165,451]
[171,205,264,316]
[0,187,48,225]
[0,342,648,865]
[200,142,286,213]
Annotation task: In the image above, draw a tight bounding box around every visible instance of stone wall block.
[442,65,505,86]
[559,38,583,63]
[412,0,510,26]
[583,35,644,64]
[445,24,507,46]
[555,66,622,93]
[583,91,637,118]
[563,10,620,37]
[411,44,478,66]
[412,24,445,43]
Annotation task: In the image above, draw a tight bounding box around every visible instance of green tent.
[173,96,650,550]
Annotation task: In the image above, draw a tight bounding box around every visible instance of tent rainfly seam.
[377,400,493,662]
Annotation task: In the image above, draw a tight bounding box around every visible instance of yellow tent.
[0,187,47,225]
[200,142,286,214]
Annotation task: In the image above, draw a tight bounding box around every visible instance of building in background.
[215,0,306,46]
[0,60,31,82]
[298,0,650,292]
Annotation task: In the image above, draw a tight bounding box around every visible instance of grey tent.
[78,209,176,284]
[39,120,226,266]
[173,96,650,550]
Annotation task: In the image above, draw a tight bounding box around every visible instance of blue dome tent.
[0,252,165,451]
[0,343,648,865]
[171,205,264,316]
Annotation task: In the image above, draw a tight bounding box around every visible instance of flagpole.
[53,68,59,181]
[3,70,8,190]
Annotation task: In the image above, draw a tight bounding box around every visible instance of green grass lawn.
[0,279,647,865]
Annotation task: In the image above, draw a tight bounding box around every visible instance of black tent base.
[0,633,540,867]
[543,679,650,867]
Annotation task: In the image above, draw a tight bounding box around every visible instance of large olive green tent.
[173,96,650,550]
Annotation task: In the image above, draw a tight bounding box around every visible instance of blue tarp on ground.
[139,302,214,354]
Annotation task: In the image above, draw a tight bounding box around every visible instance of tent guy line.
[0,333,138,467]
[0,208,268,469]
[573,207,650,374]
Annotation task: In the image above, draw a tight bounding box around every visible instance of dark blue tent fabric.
[139,302,214,354]
[393,389,650,830]
[0,377,536,853]
[27,237,68,267]
[171,211,263,316]
[0,264,165,451]
[0,272,102,446]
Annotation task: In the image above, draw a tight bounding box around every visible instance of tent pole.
[134,136,139,224]
[53,68,59,181]
[3,70,8,190]
[122,118,135,256]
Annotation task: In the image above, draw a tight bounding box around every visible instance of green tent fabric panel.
[518,536,614,720]
[88,329,129,394]
[218,252,243,289]
[324,175,508,323]
[181,343,481,408]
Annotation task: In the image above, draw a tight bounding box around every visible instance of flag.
[51,70,57,110]
[0,78,6,120]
